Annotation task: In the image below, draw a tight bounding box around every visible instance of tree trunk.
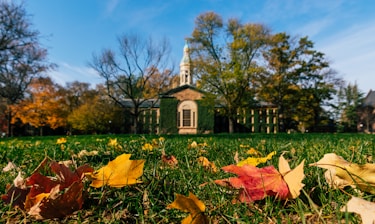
[7,109,12,137]
[228,118,234,133]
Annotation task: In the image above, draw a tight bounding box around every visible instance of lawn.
[0,133,374,223]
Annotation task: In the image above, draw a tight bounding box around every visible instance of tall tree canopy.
[335,82,363,132]
[67,86,124,134]
[188,12,271,133]
[90,34,174,133]
[258,33,342,132]
[0,1,53,136]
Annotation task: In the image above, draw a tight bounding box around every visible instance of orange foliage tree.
[11,77,67,135]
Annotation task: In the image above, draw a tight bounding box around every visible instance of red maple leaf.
[2,157,93,219]
[215,164,289,203]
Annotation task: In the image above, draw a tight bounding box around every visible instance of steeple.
[179,40,192,86]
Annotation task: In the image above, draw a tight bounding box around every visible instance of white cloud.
[49,62,102,87]
[317,21,375,91]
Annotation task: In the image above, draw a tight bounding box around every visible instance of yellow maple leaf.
[87,154,145,188]
[56,137,67,144]
[246,148,262,156]
[167,192,209,224]
[237,151,276,167]
[142,143,153,151]
[278,155,305,199]
[341,196,375,224]
[310,153,375,194]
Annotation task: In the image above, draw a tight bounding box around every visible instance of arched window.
[177,101,197,128]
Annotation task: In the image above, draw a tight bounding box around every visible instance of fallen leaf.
[310,153,375,194]
[197,156,218,172]
[142,143,153,151]
[189,141,198,149]
[341,196,375,224]
[167,192,209,224]
[2,161,17,172]
[233,151,239,164]
[161,151,178,167]
[279,156,305,199]
[246,148,262,156]
[215,164,289,202]
[87,154,145,188]
[237,151,276,167]
[27,182,84,220]
[2,158,93,219]
[77,149,99,158]
[56,137,67,144]
[1,172,29,209]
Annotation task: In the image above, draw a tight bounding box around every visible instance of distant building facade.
[127,41,278,134]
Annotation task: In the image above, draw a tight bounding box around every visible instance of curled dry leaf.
[161,149,178,167]
[310,153,375,194]
[233,151,239,164]
[1,172,29,209]
[77,149,99,158]
[167,192,209,224]
[2,161,17,172]
[86,153,145,188]
[197,156,218,172]
[341,196,375,224]
[161,154,178,167]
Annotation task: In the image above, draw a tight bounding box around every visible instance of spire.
[179,40,192,86]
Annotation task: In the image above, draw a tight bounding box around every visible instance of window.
[178,101,197,129]
[182,109,191,127]
[177,111,180,127]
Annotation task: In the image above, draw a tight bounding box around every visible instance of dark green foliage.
[159,98,178,134]
[197,100,214,133]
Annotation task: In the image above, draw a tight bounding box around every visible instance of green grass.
[1,133,374,223]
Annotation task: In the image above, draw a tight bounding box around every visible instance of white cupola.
[179,41,192,86]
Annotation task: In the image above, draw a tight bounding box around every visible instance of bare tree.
[0,1,53,136]
[90,34,174,134]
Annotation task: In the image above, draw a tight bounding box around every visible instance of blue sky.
[22,0,375,93]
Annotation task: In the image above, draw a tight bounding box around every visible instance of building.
[135,41,278,134]
[358,90,375,133]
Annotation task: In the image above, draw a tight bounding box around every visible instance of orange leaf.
[215,164,289,202]
[161,154,178,167]
[197,156,218,172]
[167,192,209,224]
[88,154,145,188]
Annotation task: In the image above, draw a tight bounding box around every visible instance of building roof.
[120,99,160,108]
[159,84,205,97]
[362,90,375,107]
